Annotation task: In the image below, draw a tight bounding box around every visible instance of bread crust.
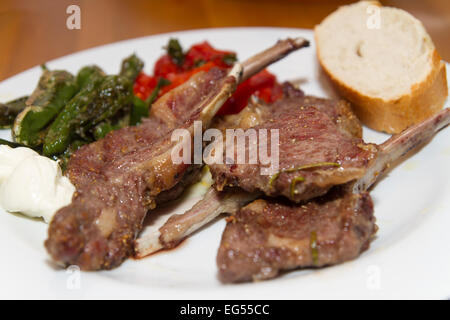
[314,3,448,134]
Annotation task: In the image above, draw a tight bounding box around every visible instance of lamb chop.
[45,37,310,270]
[138,94,449,259]
[217,187,375,282]
[217,107,449,282]
[135,86,368,255]
[208,89,378,203]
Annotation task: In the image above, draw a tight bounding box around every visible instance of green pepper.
[77,75,133,137]
[222,53,237,66]
[129,96,149,126]
[92,109,131,140]
[0,96,28,129]
[55,139,89,172]
[42,72,105,156]
[0,138,25,148]
[12,70,79,147]
[167,38,185,66]
[43,73,134,155]
[92,121,115,140]
[120,54,144,83]
[76,65,105,88]
[130,77,170,126]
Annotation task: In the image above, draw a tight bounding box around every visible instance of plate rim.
[0,27,449,300]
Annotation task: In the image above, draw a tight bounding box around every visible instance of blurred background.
[1,0,449,81]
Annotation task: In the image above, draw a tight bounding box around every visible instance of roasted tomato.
[133,72,158,100]
[133,39,284,114]
[154,54,180,78]
[217,69,281,115]
[183,41,236,69]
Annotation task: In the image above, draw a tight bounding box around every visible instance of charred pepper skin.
[43,72,106,156]
[55,139,89,172]
[120,54,153,126]
[86,57,136,140]
[167,38,185,66]
[120,54,144,83]
[0,96,28,129]
[76,65,105,88]
[76,75,133,138]
[12,70,79,147]
[43,74,133,156]
[92,111,131,140]
[0,138,24,148]
[6,58,140,159]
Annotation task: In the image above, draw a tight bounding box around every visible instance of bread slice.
[315,1,448,133]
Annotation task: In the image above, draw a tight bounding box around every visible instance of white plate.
[0,27,449,300]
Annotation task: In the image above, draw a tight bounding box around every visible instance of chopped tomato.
[217,69,278,115]
[133,72,158,100]
[154,54,180,78]
[160,61,218,95]
[255,82,284,103]
[133,39,284,114]
[183,41,236,69]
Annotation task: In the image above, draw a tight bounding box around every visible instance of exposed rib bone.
[216,110,450,282]
[160,188,257,247]
[201,37,310,126]
[135,188,257,258]
[133,38,309,257]
[241,38,310,82]
[135,188,258,258]
[139,108,450,257]
[200,64,242,126]
[47,37,310,270]
[353,108,450,193]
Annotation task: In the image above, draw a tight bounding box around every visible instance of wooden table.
[1,0,449,81]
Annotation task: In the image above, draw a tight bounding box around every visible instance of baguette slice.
[315,1,448,133]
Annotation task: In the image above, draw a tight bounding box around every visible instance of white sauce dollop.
[0,145,75,223]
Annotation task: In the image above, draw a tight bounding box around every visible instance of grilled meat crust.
[209,89,378,203]
[45,68,232,270]
[217,188,376,283]
[213,83,362,138]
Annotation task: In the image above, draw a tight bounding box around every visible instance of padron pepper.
[120,54,144,83]
[12,70,79,147]
[0,96,28,129]
[42,71,106,156]
[75,74,133,139]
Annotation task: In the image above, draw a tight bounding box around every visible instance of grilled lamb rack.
[136,86,366,255]
[45,37,310,270]
[217,188,376,282]
[217,107,449,282]
[208,87,377,203]
[141,95,449,259]
[135,187,259,257]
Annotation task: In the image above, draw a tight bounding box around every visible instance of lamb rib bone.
[135,188,259,258]
[133,39,311,258]
[217,108,450,282]
[201,37,309,123]
[241,37,310,82]
[45,37,310,270]
[139,108,449,256]
[353,107,450,193]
